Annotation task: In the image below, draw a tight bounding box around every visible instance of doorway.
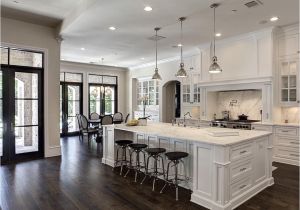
[88,84,117,116]
[162,80,181,123]
[60,82,83,136]
[0,66,44,164]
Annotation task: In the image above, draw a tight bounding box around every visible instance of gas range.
[211,119,260,130]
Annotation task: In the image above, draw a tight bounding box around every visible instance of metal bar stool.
[160,151,189,201]
[141,148,166,191]
[124,143,148,182]
[113,140,133,175]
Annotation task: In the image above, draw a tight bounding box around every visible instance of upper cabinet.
[279,58,299,105]
[181,55,201,106]
[276,25,300,106]
[199,29,273,82]
[278,33,299,57]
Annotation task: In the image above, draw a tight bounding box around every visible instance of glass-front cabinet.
[181,72,201,105]
[280,58,299,106]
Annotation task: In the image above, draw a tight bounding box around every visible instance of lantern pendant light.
[152,27,162,80]
[209,3,222,74]
[176,17,187,78]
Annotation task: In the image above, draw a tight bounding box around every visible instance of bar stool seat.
[114,140,133,175]
[165,152,188,160]
[144,148,166,155]
[115,140,133,145]
[129,143,148,149]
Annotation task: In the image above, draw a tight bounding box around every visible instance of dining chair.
[80,115,99,142]
[101,115,113,125]
[90,112,100,128]
[113,112,123,124]
[76,114,83,141]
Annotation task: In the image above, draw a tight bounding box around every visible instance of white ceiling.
[2,0,299,68]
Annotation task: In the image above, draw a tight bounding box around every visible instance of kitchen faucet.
[183,112,192,127]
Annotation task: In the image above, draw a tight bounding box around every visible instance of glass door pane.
[14,72,39,154]
[67,85,81,132]
[89,86,102,115]
[104,86,115,115]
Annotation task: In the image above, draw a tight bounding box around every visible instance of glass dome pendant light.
[176,17,187,78]
[152,27,162,80]
[209,3,222,74]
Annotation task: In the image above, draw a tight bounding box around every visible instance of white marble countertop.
[252,122,300,128]
[110,123,271,146]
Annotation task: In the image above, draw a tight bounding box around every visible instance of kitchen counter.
[253,121,300,127]
[113,122,271,146]
[102,123,273,210]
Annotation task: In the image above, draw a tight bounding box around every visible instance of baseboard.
[102,158,114,167]
[45,146,61,157]
[273,157,299,166]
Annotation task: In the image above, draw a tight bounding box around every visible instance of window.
[137,79,159,109]
[88,74,117,115]
[1,47,43,68]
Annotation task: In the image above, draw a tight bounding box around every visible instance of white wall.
[1,17,61,157]
[60,61,128,117]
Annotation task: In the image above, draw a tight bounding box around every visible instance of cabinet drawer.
[275,136,299,147]
[274,146,300,160]
[230,143,253,162]
[275,127,298,136]
[230,176,252,198]
[230,158,253,182]
[251,125,273,132]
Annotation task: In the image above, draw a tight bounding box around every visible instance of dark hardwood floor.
[1,136,299,210]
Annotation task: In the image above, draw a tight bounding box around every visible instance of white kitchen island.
[102,123,274,210]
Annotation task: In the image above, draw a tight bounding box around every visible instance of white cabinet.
[279,58,299,106]
[278,33,299,57]
[181,55,201,105]
[181,72,201,105]
[273,125,299,166]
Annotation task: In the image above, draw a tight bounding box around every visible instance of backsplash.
[281,107,300,123]
[216,90,262,120]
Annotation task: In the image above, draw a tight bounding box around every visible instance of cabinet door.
[278,34,299,57]
[279,58,299,105]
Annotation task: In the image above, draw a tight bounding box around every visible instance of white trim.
[0,42,61,158]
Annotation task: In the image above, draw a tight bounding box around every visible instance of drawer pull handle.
[239,184,247,189]
[290,154,299,157]
[281,130,289,132]
[290,142,299,144]
[240,167,247,172]
[240,150,247,154]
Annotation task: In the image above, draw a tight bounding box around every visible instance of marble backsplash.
[281,107,300,123]
[216,90,262,120]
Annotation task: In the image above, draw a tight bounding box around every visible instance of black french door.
[60,82,83,136]
[88,84,117,116]
[1,65,44,164]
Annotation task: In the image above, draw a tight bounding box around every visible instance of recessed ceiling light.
[177,43,183,47]
[144,6,152,12]
[141,57,145,60]
[80,47,85,51]
[215,33,222,37]
[270,16,279,22]
[109,26,116,31]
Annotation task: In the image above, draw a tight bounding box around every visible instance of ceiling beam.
[56,0,98,36]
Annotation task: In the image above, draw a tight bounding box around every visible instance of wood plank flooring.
[0,136,299,210]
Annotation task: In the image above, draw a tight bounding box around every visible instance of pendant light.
[152,27,162,80]
[176,17,187,78]
[209,3,222,74]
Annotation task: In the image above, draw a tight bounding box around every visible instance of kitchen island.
[102,123,274,210]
